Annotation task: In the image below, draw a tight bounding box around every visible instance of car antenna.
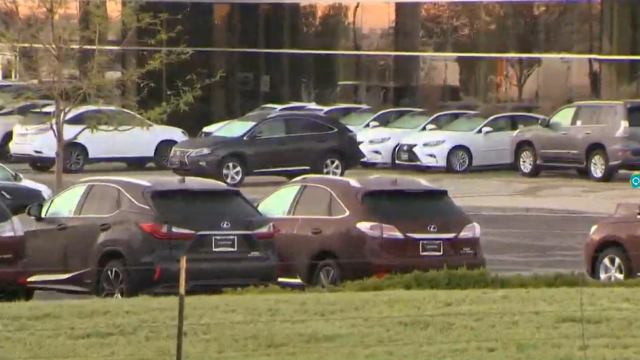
[178,176,186,184]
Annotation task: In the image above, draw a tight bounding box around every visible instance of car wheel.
[63,144,88,174]
[588,149,615,182]
[126,161,148,170]
[98,260,134,299]
[218,156,246,187]
[595,247,632,281]
[28,161,54,172]
[153,141,177,169]
[446,147,472,173]
[311,259,342,288]
[318,153,345,177]
[517,146,540,177]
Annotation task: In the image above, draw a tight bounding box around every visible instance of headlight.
[590,225,598,235]
[190,148,212,156]
[368,137,391,144]
[458,222,481,239]
[422,140,445,147]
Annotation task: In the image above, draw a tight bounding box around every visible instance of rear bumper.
[9,142,56,159]
[0,265,28,289]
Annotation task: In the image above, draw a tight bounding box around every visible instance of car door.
[285,117,337,169]
[244,118,290,171]
[23,184,92,284]
[538,106,578,163]
[99,109,155,157]
[65,109,114,159]
[476,115,513,165]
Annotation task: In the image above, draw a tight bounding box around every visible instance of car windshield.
[441,116,487,132]
[388,113,430,129]
[340,111,375,126]
[212,120,256,137]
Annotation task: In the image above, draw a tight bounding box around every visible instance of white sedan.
[9,105,189,173]
[358,110,474,167]
[394,112,545,172]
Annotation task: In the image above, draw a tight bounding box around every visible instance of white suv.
[0,100,55,160]
[9,105,189,173]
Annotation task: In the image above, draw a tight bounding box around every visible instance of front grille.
[396,144,420,163]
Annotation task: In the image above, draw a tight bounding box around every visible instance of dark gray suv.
[511,100,640,182]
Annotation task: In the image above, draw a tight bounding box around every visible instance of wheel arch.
[66,141,90,158]
[154,139,177,154]
[514,140,535,159]
[447,144,473,164]
[306,250,338,283]
[584,142,606,163]
[94,248,127,293]
[221,152,249,170]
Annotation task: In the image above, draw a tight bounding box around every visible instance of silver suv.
[511,100,640,182]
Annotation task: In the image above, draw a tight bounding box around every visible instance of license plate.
[420,241,443,255]
[399,152,408,161]
[212,236,237,252]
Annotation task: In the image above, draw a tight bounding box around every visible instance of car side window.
[43,184,89,218]
[253,119,286,138]
[513,115,541,129]
[286,118,334,135]
[257,185,302,217]
[330,194,347,217]
[573,106,601,126]
[0,165,15,182]
[101,109,144,127]
[485,116,511,132]
[292,185,331,217]
[79,185,120,216]
[548,107,577,128]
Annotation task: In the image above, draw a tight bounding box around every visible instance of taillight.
[356,221,404,239]
[253,223,279,239]
[458,222,481,239]
[138,222,195,240]
[616,120,630,138]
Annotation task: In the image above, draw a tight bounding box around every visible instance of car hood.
[175,136,235,149]
[201,120,233,133]
[357,127,415,142]
[400,130,463,145]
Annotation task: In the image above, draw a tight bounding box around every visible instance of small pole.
[175,255,187,360]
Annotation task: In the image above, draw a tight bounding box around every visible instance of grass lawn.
[1,288,639,360]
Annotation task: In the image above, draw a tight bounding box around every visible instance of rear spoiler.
[614,203,640,217]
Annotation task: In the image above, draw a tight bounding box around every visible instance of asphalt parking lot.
[6,163,615,300]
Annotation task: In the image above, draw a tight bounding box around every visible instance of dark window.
[79,185,120,216]
[513,115,541,129]
[150,190,261,230]
[485,116,510,132]
[361,190,465,220]
[574,106,601,126]
[293,185,331,216]
[425,114,459,130]
[253,119,286,138]
[279,105,308,111]
[628,105,640,127]
[286,118,334,135]
[324,107,360,119]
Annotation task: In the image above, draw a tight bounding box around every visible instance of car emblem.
[427,225,437,232]
[221,221,230,228]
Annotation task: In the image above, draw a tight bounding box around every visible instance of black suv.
[21,176,279,298]
[169,111,363,186]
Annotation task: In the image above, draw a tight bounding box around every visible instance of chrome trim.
[277,276,305,285]
[27,269,90,282]
[408,233,457,239]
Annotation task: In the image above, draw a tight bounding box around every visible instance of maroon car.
[0,201,32,301]
[255,174,485,287]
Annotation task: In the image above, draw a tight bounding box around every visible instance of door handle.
[560,131,568,135]
[584,131,592,135]
[310,228,323,235]
[99,223,112,232]
[56,224,68,231]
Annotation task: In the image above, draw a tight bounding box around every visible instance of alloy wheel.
[590,154,606,178]
[317,266,336,287]
[65,149,84,171]
[222,162,243,184]
[322,158,342,176]
[519,150,534,173]
[451,150,469,172]
[598,255,625,281]
[101,268,125,299]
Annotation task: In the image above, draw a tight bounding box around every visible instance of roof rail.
[291,175,362,187]
[79,176,152,186]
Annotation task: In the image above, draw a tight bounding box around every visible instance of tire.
[587,149,615,182]
[98,259,136,298]
[126,161,149,170]
[218,156,246,187]
[516,145,540,177]
[316,152,345,177]
[153,141,177,170]
[28,161,54,172]
[311,259,342,288]
[63,144,88,174]
[446,147,472,173]
[595,247,632,281]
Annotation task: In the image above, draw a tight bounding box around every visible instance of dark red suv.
[255,174,485,287]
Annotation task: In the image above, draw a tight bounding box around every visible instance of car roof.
[305,104,369,111]
[31,104,122,117]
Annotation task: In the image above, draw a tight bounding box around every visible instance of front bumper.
[360,142,397,165]
[168,153,220,177]
[394,144,448,167]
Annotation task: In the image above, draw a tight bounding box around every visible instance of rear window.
[150,190,261,229]
[361,190,466,220]
[627,105,640,127]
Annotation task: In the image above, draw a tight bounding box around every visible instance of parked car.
[302,104,370,121]
[395,110,545,172]
[583,203,640,281]
[339,107,421,133]
[358,110,475,167]
[9,105,189,173]
[250,102,317,114]
[513,100,640,182]
[20,176,279,298]
[0,100,54,160]
[255,174,485,287]
[169,111,363,186]
[0,162,52,199]
[0,199,31,302]
[0,181,46,216]
[198,110,274,137]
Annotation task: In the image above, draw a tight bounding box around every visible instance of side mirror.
[538,118,549,127]
[424,124,438,131]
[13,172,22,182]
[481,126,494,135]
[368,121,380,128]
[26,203,43,220]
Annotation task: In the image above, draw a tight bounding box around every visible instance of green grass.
[2,288,640,360]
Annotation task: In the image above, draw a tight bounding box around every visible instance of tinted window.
[287,118,334,135]
[548,107,576,128]
[0,165,14,182]
[628,106,640,127]
[43,184,89,218]
[330,195,347,217]
[293,186,331,216]
[253,119,286,138]
[361,190,465,220]
[257,185,301,217]
[485,116,510,132]
[79,185,120,216]
[514,115,541,129]
[150,190,260,230]
[574,106,600,126]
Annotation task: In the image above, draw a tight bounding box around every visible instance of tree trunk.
[54,119,64,194]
